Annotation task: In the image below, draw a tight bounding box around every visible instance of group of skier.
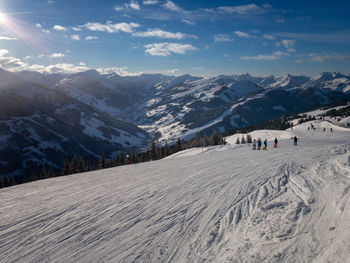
[252,136,298,150]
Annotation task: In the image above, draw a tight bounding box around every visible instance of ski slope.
[1,121,350,262]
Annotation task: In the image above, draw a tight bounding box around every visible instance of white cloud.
[114,6,124,11]
[71,35,80,40]
[42,29,50,34]
[96,66,142,76]
[214,34,234,43]
[0,49,9,56]
[287,48,296,52]
[263,34,274,40]
[72,27,82,31]
[0,36,16,40]
[309,53,350,63]
[83,22,140,33]
[217,4,265,15]
[133,28,196,39]
[24,56,32,60]
[49,53,65,58]
[277,18,286,23]
[281,39,296,48]
[163,1,185,13]
[241,51,289,61]
[234,31,250,38]
[129,1,140,10]
[53,25,67,31]
[144,42,196,56]
[35,23,42,28]
[181,19,195,25]
[143,0,158,5]
[85,36,98,40]
[79,62,86,66]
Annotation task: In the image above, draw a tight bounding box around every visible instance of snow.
[1,122,350,262]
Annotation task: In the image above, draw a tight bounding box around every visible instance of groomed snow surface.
[1,120,350,262]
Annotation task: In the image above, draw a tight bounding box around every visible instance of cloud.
[133,28,196,39]
[280,39,296,48]
[234,31,250,38]
[53,25,67,31]
[163,1,186,13]
[49,53,65,58]
[114,6,124,11]
[263,34,274,40]
[72,27,82,31]
[35,23,42,28]
[96,66,142,76]
[217,4,266,15]
[83,22,140,33]
[143,0,158,5]
[144,42,196,56]
[287,48,296,52]
[85,36,98,40]
[276,18,286,23]
[0,36,16,40]
[309,53,350,63]
[42,29,51,34]
[0,49,9,56]
[181,19,195,25]
[24,56,32,60]
[214,34,234,43]
[71,35,80,40]
[129,1,140,10]
[277,31,350,44]
[241,51,289,61]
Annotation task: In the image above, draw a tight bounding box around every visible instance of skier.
[252,139,257,150]
[323,128,326,132]
[294,136,298,146]
[274,137,278,148]
[263,139,267,150]
[330,128,333,132]
[257,138,262,150]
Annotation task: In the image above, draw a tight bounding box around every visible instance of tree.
[62,159,70,175]
[47,166,55,178]
[235,137,240,144]
[40,167,47,179]
[98,153,106,169]
[247,134,252,143]
[79,157,85,173]
[70,154,80,174]
[176,137,182,152]
[241,135,246,144]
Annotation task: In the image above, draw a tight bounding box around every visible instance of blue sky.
[0,0,349,76]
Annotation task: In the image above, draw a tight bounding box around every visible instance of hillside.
[1,120,349,262]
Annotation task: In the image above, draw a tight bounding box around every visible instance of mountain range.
[1,68,350,176]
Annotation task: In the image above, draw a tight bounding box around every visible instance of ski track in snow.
[1,121,350,262]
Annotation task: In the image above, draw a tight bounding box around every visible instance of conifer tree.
[247,134,252,143]
[79,157,85,173]
[40,167,47,179]
[98,153,106,169]
[236,137,240,144]
[62,159,70,175]
[70,154,79,174]
[47,166,55,178]
[241,135,246,144]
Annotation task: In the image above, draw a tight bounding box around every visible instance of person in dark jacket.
[263,139,267,150]
[257,138,262,150]
[294,136,298,146]
[252,139,257,150]
[274,137,278,148]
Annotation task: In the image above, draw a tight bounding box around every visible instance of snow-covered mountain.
[0,74,148,176]
[1,68,350,176]
[1,119,349,262]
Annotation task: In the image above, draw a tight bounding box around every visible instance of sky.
[0,0,349,77]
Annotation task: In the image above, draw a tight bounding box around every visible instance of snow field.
[0,121,350,262]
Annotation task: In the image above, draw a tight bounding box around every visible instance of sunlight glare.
[0,12,6,23]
